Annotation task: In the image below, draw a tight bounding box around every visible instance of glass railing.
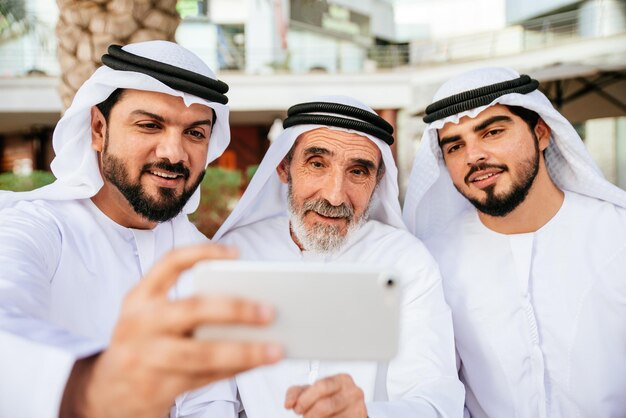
[408,5,625,66]
[0,3,624,77]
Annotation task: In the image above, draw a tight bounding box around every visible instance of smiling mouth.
[471,172,500,182]
[310,211,347,221]
[149,170,183,179]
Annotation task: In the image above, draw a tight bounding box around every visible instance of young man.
[403,67,626,417]
[0,41,281,418]
[200,96,464,418]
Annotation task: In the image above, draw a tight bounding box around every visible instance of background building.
[1,0,625,193]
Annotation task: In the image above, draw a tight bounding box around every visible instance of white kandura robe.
[0,198,238,418]
[425,191,626,418]
[216,215,465,418]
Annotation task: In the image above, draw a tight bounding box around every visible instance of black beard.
[456,135,540,217]
[102,152,205,223]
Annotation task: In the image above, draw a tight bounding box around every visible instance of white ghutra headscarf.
[403,67,626,240]
[213,95,405,241]
[0,40,231,214]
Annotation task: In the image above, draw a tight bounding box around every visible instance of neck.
[478,162,564,234]
[91,183,157,230]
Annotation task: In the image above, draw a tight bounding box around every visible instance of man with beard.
[403,67,626,417]
[194,96,464,418]
[0,41,282,418]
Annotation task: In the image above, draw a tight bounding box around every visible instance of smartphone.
[193,260,399,361]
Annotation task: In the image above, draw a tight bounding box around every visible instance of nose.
[155,131,187,164]
[464,140,488,166]
[320,171,348,207]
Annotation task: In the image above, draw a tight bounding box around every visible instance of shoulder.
[351,220,440,275]
[0,199,69,234]
[567,191,626,219]
[0,200,70,274]
[423,208,479,258]
[170,214,209,244]
[220,217,285,245]
[358,220,429,253]
[563,192,626,241]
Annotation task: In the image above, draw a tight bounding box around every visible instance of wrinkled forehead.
[292,127,381,157]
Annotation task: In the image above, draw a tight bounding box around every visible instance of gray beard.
[287,183,371,255]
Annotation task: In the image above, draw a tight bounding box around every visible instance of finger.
[157,295,274,334]
[302,392,351,418]
[293,375,344,415]
[285,385,309,409]
[138,244,238,298]
[144,338,283,374]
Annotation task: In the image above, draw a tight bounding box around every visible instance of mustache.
[303,199,354,220]
[142,160,190,179]
[465,163,507,184]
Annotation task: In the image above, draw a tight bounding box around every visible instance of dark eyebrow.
[130,110,165,122]
[438,115,514,149]
[438,134,461,150]
[303,146,331,156]
[473,115,513,132]
[129,110,212,128]
[352,158,376,172]
[188,119,213,128]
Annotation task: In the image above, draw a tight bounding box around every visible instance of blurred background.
[1,0,625,236]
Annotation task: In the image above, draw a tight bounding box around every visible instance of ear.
[276,158,290,184]
[535,118,551,152]
[90,106,106,152]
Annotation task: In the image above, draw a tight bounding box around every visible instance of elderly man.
[0,41,281,418]
[201,96,464,418]
[403,67,626,417]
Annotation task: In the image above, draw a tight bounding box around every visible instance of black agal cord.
[101,44,229,104]
[283,101,395,145]
[423,75,539,123]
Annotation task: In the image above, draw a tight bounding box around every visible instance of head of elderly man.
[277,127,385,253]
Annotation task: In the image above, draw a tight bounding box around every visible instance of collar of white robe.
[101,44,230,105]
[283,101,395,145]
[423,75,539,123]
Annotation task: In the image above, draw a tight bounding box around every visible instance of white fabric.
[196,97,463,417]
[0,41,234,417]
[218,216,464,418]
[403,67,626,240]
[212,95,405,240]
[0,40,231,214]
[425,191,626,418]
[0,199,238,417]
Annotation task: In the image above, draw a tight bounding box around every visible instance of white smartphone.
[193,260,400,361]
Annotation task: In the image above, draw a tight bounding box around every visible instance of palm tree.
[55,0,181,110]
[0,0,34,43]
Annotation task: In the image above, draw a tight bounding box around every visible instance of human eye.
[484,128,504,138]
[350,166,369,177]
[446,143,462,154]
[137,121,161,130]
[186,129,206,140]
[309,158,325,169]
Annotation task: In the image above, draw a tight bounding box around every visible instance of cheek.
[291,171,319,198]
[349,183,375,213]
[187,143,209,170]
[444,159,466,186]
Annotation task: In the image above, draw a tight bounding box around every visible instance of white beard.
[288,200,369,255]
